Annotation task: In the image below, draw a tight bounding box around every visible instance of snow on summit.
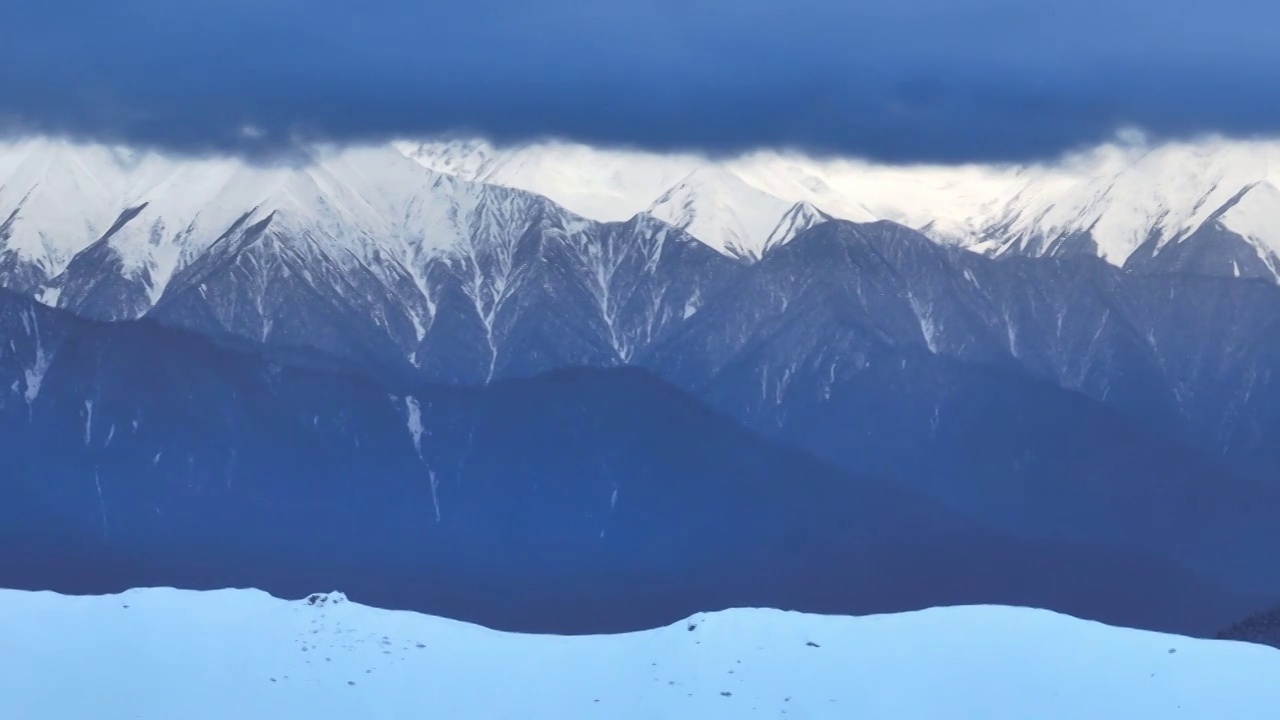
[0,139,534,316]
[1216,182,1280,258]
[0,587,1278,719]
[646,166,832,260]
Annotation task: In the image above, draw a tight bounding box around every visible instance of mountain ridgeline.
[2,141,1280,639]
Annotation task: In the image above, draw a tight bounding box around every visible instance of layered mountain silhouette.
[4,139,1280,640]
[0,291,1264,635]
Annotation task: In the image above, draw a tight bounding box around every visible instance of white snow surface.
[646,166,833,259]
[986,139,1280,263]
[1215,181,1280,273]
[1,587,1277,719]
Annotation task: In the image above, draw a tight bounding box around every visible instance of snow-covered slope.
[396,138,696,223]
[0,139,515,317]
[1124,180,1280,281]
[396,138,1051,251]
[398,137,1010,255]
[0,138,733,377]
[399,139,862,258]
[2,588,1277,719]
[986,140,1280,264]
[646,166,834,259]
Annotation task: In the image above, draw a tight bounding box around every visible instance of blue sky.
[3,0,1276,162]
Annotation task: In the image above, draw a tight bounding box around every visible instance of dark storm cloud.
[3,0,1278,162]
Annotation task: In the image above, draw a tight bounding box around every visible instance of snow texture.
[646,167,834,260]
[1,587,1278,719]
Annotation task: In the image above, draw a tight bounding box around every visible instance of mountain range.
[3,135,1280,640]
[402,136,1280,281]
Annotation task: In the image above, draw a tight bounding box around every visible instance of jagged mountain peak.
[1124,179,1280,281]
[1212,180,1280,257]
[779,218,943,260]
[647,167,833,261]
[985,140,1280,269]
[0,140,590,322]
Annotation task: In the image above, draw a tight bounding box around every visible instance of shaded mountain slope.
[0,291,1258,636]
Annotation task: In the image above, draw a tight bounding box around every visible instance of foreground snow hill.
[2,589,1278,719]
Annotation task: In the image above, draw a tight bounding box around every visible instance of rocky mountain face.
[2,290,1257,635]
[0,140,741,381]
[640,221,1280,593]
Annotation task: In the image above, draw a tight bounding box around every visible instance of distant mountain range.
[3,136,1280,640]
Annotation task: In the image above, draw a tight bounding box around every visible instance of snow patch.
[21,330,51,406]
[403,397,425,458]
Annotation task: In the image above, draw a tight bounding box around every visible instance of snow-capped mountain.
[0,139,740,381]
[1125,180,1280,281]
[398,139,864,258]
[5,588,1278,720]
[395,138,696,223]
[646,166,834,260]
[399,135,1280,282]
[0,138,494,316]
[10,134,1280,319]
[395,137,1052,252]
[986,140,1280,276]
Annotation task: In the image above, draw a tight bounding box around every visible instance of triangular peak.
[1212,180,1280,260]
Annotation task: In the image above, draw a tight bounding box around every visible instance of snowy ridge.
[0,138,727,376]
[399,139,844,259]
[0,139,578,324]
[398,137,1031,252]
[9,135,1280,297]
[395,138,698,223]
[986,140,1280,263]
[2,587,1277,719]
[7,132,1280,339]
[0,139,738,360]
[1213,182,1280,270]
[647,166,831,260]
